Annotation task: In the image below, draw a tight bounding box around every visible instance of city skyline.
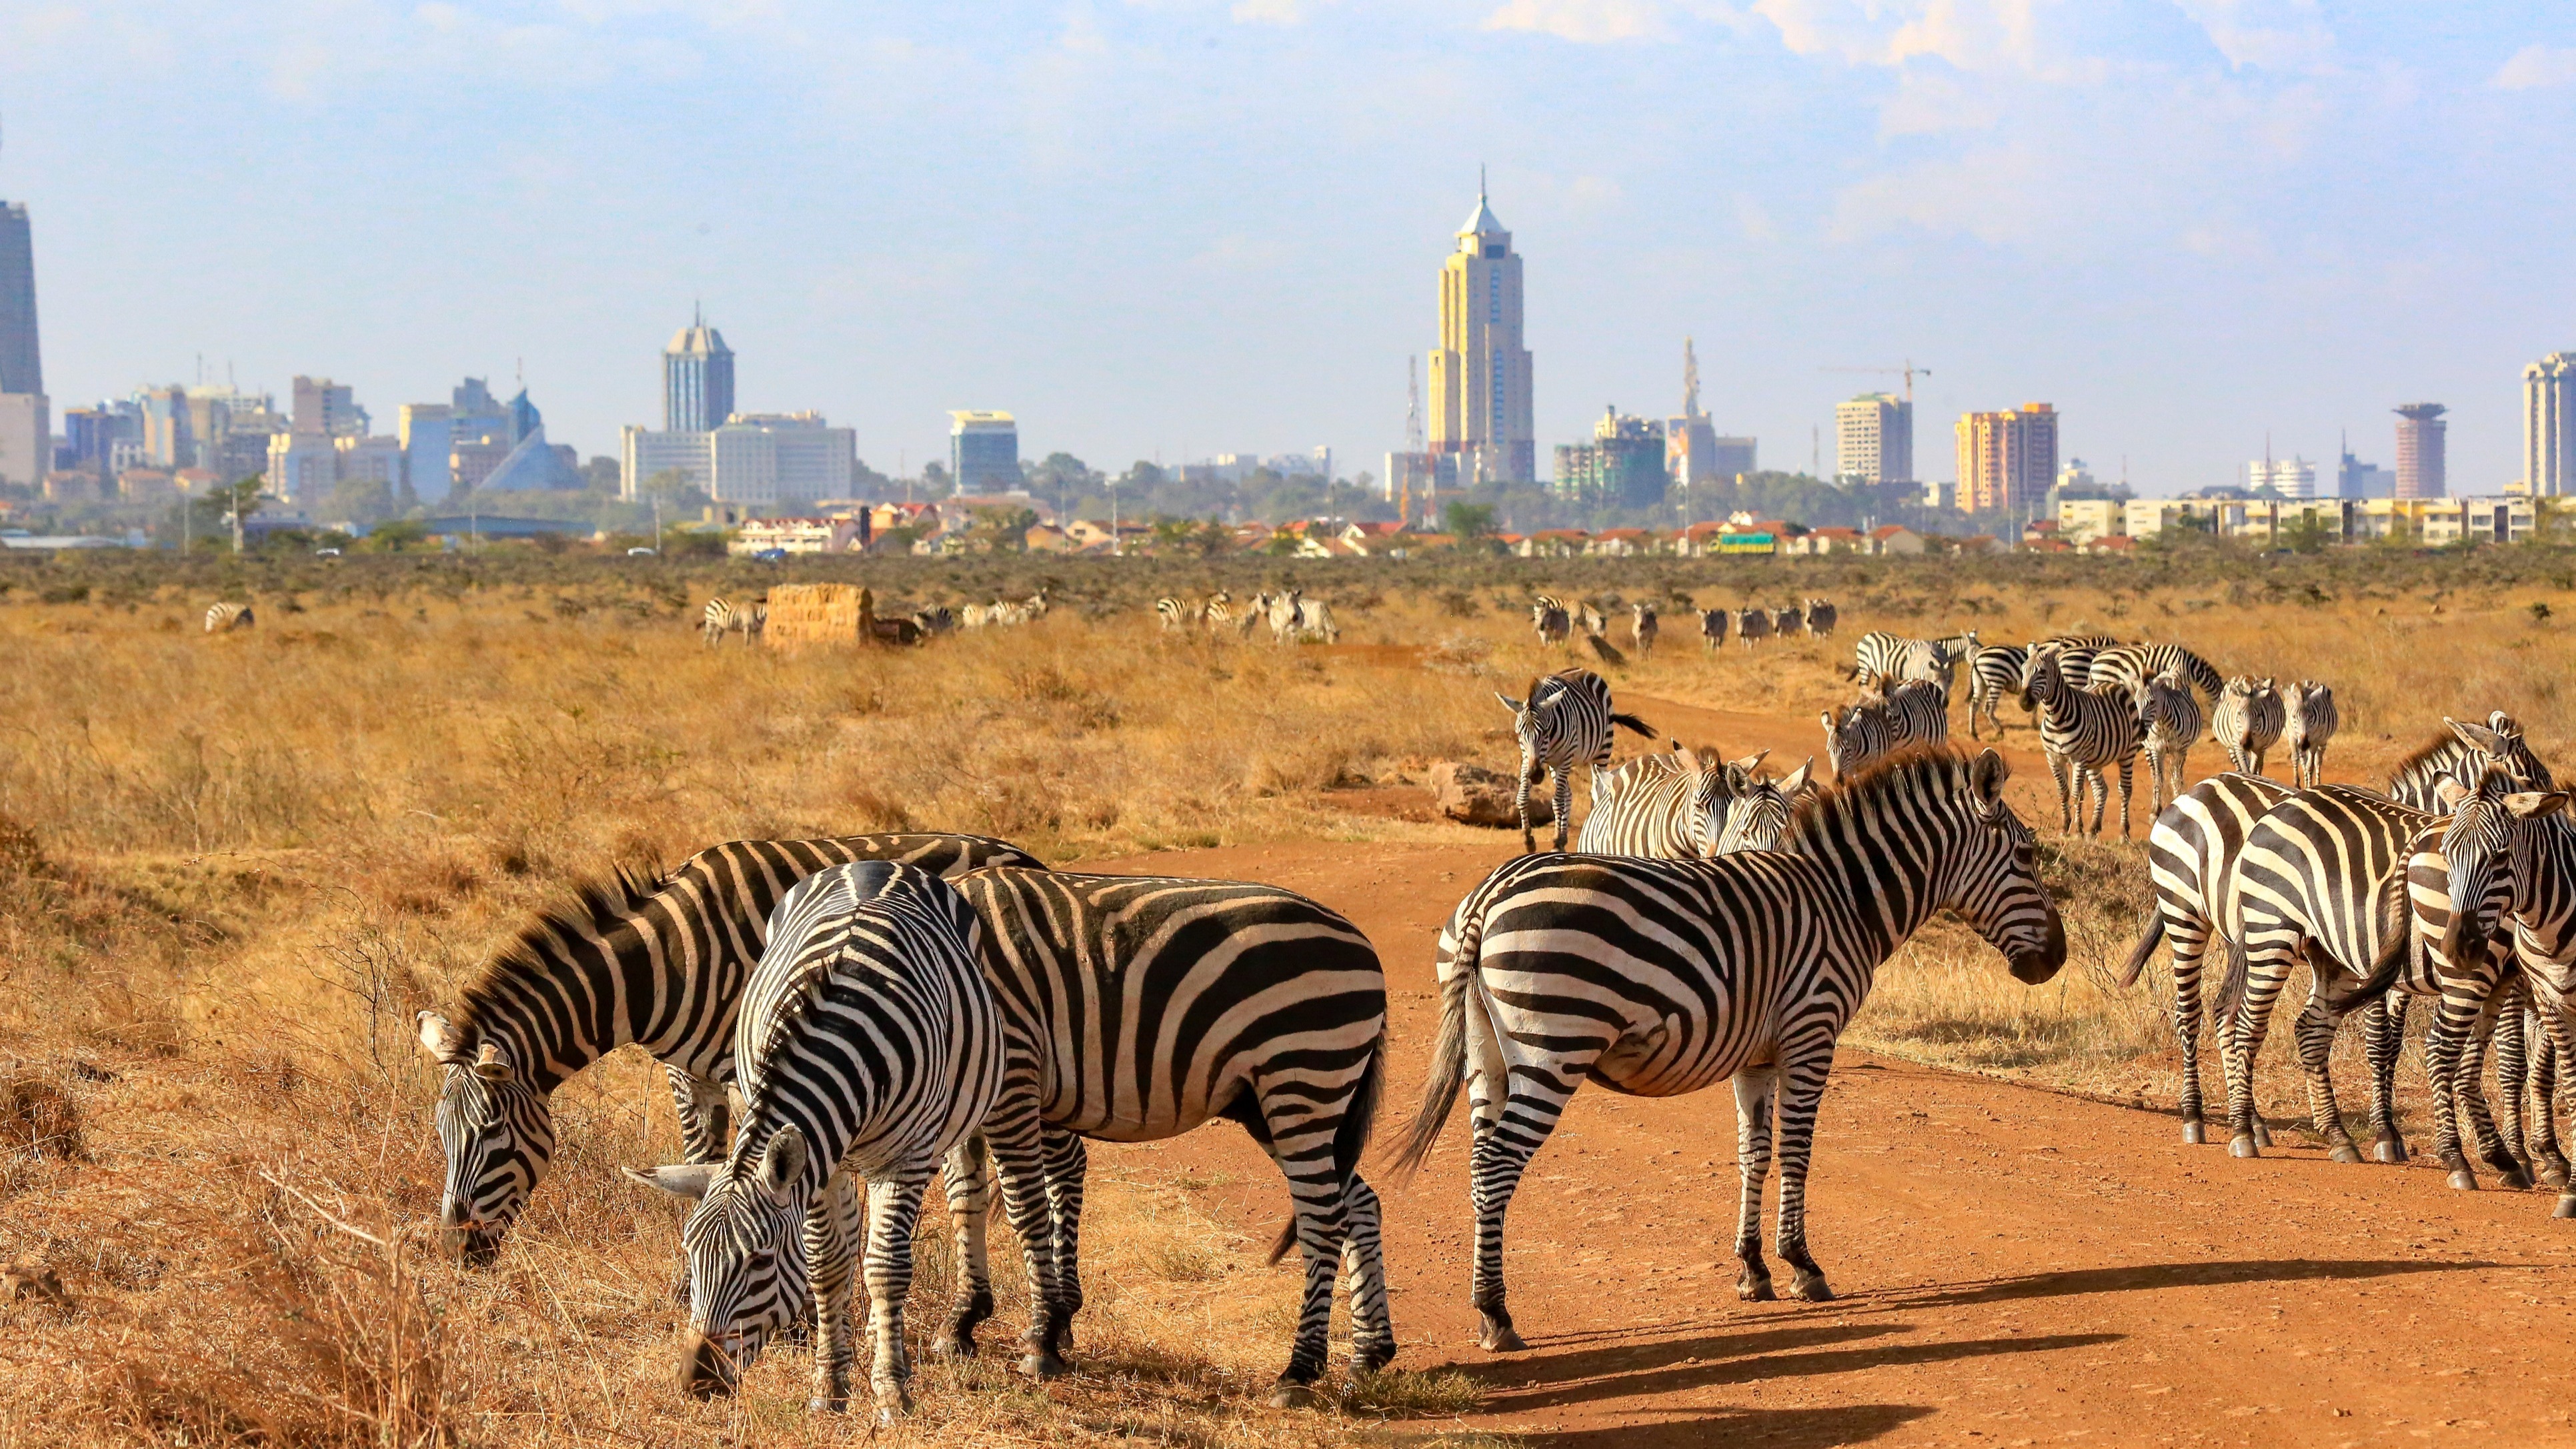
[4,5,2576,496]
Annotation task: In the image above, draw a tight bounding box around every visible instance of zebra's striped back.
[1154,597,1196,631]
[418,832,1042,1262]
[702,597,746,644]
[203,601,253,633]
[1203,591,1236,632]
[1852,630,1954,688]
[1821,699,1896,780]
[1879,679,1950,746]
[2091,643,2223,701]
[1578,748,1738,859]
[2386,712,2555,811]
[2210,677,2286,776]
[1965,639,2028,738]
[1532,599,1571,645]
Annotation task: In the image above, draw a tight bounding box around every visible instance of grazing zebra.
[2023,645,2142,836]
[1390,748,2063,1345]
[1494,668,1657,853]
[1849,631,1953,689]
[702,597,762,645]
[1698,607,1728,652]
[2121,772,2294,1145]
[203,601,254,633]
[1576,745,1768,860]
[1630,603,1658,659]
[1735,606,1773,648]
[2134,669,2205,817]
[1154,596,1200,631]
[1531,595,1572,647]
[960,603,996,629]
[912,606,956,635]
[2088,642,2225,703]
[2284,681,2339,788]
[1803,599,1838,637]
[1203,591,1236,635]
[413,832,1043,1266]
[629,862,1002,1418]
[1965,639,2029,740]
[938,870,1394,1402]
[1239,591,1272,639]
[2210,677,2285,777]
[1297,595,1342,643]
[1772,603,1805,639]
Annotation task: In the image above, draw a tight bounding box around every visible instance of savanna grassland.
[3,540,2573,1447]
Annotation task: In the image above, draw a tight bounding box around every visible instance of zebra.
[1802,599,1838,637]
[1296,595,1341,643]
[1717,758,1814,854]
[203,601,254,633]
[2210,677,2285,777]
[1630,603,1658,659]
[1878,678,1950,746]
[1532,595,1572,647]
[1965,638,2029,740]
[1239,591,1272,639]
[912,606,956,636]
[2134,668,2205,818]
[1576,744,1769,860]
[1820,699,1895,782]
[936,870,1394,1403]
[1735,606,1773,648]
[1698,607,1728,652]
[2023,645,2142,836]
[627,862,1001,1419]
[2021,636,2116,693]
[2386,713,2549,809]
[1266,590,1304,643]
[1154,596,1199,631]
[2285,681,2339,788]
[1494,668,1657,853]
[1577,601,1608,638]
[2088,642,2224,703]
[1388,748,2063,1345]
[702,597,757,645]
[1849,631,1952,689]
[413,832,1043,1267]
[960,603,996,629]
[1772,603,1805,639]
[1202,591,1236,635]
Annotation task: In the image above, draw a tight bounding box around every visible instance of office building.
[665,310,736,433]
[2395,403,2447,500]
[1955,403,2057,515]
[621,412,854,505]
[948,411,1019,495]
[2337,443,2395,500]
[0,391,43,490]
[133,385,192,468]
[2525,353,2576,497]
[1427,183,1536,485]
[1707,435,1756,477]
[292,377,365,438]
[1666,338,1723,488]
[399,404,454,501]
[265,431,339,504]
[479,425,584,491]
[450,377,511,448]
[0,201,38,397]
[1835,392,1912,485]
[61,405,136,474]
[2247,455,2318,499]
[1552,407,1667,509]
[333,435,406,496]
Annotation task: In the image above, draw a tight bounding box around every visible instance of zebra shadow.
[1462,1323,2120,1411]
[1485,1401,1934,1449]
[1877,1256,2506,1308]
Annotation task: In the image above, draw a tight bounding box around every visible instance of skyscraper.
[1954,403,2057,515]
[2525,353,2575,496]
[1427,182,1535,485]
[292,377,365,437]
[1835,393,1912,485]
[2395,403,2447,500]
[0,199,37,399]
[2247,455,2318,499]
[665,310,736,433]
[1666,339,1722,488]
[948,411,1020,494]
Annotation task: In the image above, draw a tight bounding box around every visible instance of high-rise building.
[2395,403,2447,500]
[948,411,1019,495]
[664,311,736,433]
[0,200,39,398]
[399,404,454,502]
[0,392,43,490]
[451,377,510,448]
[1835,393,1912,485]
[292,377,365,438]
[1955,403,2057,515]
[2524,353,2576,497]
[134,385,193,468]
[2247,455,2317,499]
[1428,183,1536,485]
[621,413,854,505]
[2337,441,2395,499]
[1667,338,1722,488]
[1552,407,1667,509]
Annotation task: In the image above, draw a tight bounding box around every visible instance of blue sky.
[2,1,2572,495]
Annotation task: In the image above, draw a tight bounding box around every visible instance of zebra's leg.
[1768,1034,1842,1302]
[2083,764,2109,838]
[1551,766,1574,853]
[804,1169,864,1414]
[2225,935,2299,1156]
[1730,1066,1780,1301]
[1468,1058,1583,1353]
[2423,978,2486,1186]
[972,1097,1069,1377]
[2365,993,2409,1163]
[1038,1127,1089,1360]
[2524,978,2576,1216]
[2117,755,2136,839]
[1341,1175,1396,1374]
[1515,755,1537,854]
[2493,994,2535,1185]
[2530,1009,2569,1189]
[2047,750,2075,833]
[2167,916,2213,1144]
[2457,996,2517,1182]
[2291,980,2363,1163]
[861,1158,937,1422]
[1244,1083,1357,1404]
[929,1132,995,1358]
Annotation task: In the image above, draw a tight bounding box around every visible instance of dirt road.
[1084,838,2576,1448]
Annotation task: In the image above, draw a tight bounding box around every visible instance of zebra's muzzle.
[680,1329,751,1397]
[2009,917,2069,984]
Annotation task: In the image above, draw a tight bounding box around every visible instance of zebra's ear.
[2449,718,2511,755]
[757,1126,808,1201]
[1969,750,2010,816]
[416,1011,466,1064]
[622,1164,719,1202]
[2435,778,2473,812]
[2507,792,2571,820]
[1730,748,1770,774]
[1780,759,1814,797]
[1494,691,1524,714]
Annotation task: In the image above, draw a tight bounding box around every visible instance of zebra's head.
[1938,750,2065,984]
[1716,758,1810,854]
[1679,748,1766,858]
[417,1011,552,1266]
[2017,646,2062,709]
[2435,768,2571,970]
[626,1126,816,1398]
[2450,713,2555,789]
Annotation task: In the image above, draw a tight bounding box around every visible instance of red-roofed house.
[1869,525,1926,555]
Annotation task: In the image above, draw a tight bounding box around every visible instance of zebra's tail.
[2116,910,2167,989]
[2328,872,2415,1013]
[1387,933,1484,1187]
[1268,1024,1387,1266]
[2214,931,2253,1021]
[1610,711,1658,740]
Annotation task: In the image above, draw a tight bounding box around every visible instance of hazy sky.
[3,1,2572,495]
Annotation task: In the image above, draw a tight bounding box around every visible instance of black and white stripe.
[2023,646,2143,836]
[1850,631,1955,689]
[1531,595,1571,647]
[203,601,254,633]
[1577,746,1768,860]
[2385,713,2550,810]
[702,597,764,646]
[2134,669,2205,816]
[1630,602,1659,659]
[1878,678,1950,745]
[1821,689,1945,781]
[1735,605,1774,647]
[1390,748,2063,1347]
[1965,639,2029,741]
[627,862,1002,1418]
[1494,668,1656,852]
[2088,642,2223,703]
[2284,681,2338,788]
[1202,591,1237,634]
[2210,677,2285,778]
[1154,596,1200,631]
[415,832,1042,1266]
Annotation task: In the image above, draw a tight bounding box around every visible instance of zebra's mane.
[2387,730,2472,784]
[455,862,674,1033]
[1787,744,1977,846]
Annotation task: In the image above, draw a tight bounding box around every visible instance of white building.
[2247,455,2317,499]
[0,391,45,491]
[2526,352,2576,497]
[265,431,339,504]
[621,411,854,506]
[1834,393,1912,485]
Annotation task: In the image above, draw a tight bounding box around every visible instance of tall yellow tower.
[1428,181,1535,485]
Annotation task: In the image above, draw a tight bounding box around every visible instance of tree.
[968,505,1038,553]
[1442,501,1496,541]
[362,519,431,553]
[581,456,622,493]
[2277,513,2336,555]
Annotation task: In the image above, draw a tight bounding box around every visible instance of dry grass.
[3,547,2570,1443]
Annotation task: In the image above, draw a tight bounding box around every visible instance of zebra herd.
[1525,594,1838,655]
[1154,588,1340,643]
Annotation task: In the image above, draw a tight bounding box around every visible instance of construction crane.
[1822,360,1932,405]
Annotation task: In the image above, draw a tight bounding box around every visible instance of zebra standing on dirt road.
[1389,748,2063,1349]
[934,869,1395,1404]
[702,597,764,646]
[1630,603,1658,659]
[203,601,254,633]
[1965,639,2028,740]
[1699,608,1728,652]
[2134,669,2205,817]
[1576,746,1766,860]
[2285,681,2339,788]
[1494,668,1657,853]
[1736,606,1774,648]
[628,862,1002,1420]
[412,833,1043,1267]
[2211,677,2286,778]
[2023,645,2143,837]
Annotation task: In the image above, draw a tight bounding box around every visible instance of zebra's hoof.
[1476,1310,1528,1352]
[2499,1167,2535,1192]
[2447,1169,2479,1191]
[2253,1121,2275,1148]
[1788,1271,1834,1303]
[1352,1340,1399,1374]
[2539,1162,2571,1191]
[2229,1136,2261,1159]
[928,1334,975,1360]
[1736,1274,1776,1303]
[1268,1382,1328,1410]
[808,1396,847,1415]
[1018,1351,1071,1380]
[2329,1145,2363,1165]
[2553,1195,2576,1219]
[874,1389,913,1423]
[2181,1120,2206,1146]
[2373,1137,2407,1164]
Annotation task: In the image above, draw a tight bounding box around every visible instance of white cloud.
[1828,143,2051,245]
[1482,0,1671,44]
[2494,43,2576,91]
[2169,0,2334,71]
[1877,67,2003,135]
[1751,0,2048,74]
[1230,0,1315,23]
